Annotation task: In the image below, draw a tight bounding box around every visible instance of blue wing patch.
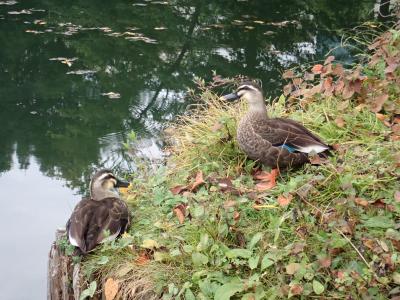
[279,144,296,153]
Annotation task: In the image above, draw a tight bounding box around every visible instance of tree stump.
[47,229,82,300]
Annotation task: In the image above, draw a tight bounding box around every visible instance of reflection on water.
[0,0,377,298]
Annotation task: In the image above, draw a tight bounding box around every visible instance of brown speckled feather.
[66,197,130,253]
[237,112,330,168]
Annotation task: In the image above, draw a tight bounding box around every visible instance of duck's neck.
[248,102,267,115]
[90,185,119,201]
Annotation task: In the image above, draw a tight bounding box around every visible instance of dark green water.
[0,0,377,298]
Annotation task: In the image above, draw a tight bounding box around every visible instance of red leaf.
[173,204,187,224]
[311,64,324,74]
[135,251,150,265]
[332,64,345,76]
[277,194,293,207]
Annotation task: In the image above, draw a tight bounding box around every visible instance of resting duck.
[66,169,131,254]
[221,81,332,168]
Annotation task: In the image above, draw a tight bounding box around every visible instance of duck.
[220,81,332,169]
[66,169,131,254]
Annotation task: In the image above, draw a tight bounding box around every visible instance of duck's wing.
[252,117,330,154]
[84,198,130,252]
[67,197,93,253]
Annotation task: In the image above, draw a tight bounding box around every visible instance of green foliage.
[79,27,400,299]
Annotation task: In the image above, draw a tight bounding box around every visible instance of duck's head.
[90,169,129,201]
[220,81,265,112]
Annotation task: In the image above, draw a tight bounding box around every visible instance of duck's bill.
[115,178,130,188]
[220,92,240,101]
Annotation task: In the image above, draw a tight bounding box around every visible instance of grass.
[78,26,400,299]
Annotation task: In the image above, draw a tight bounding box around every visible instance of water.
[0,1,377,299]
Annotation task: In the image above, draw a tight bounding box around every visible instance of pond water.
[0,0,378,299]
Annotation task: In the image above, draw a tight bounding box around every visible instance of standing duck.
[67,169,131,254]
[221,81,332,169]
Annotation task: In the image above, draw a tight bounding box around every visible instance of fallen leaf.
[170,185,187,195]
[371,94,389,113]
[354,197,369,207]
[282,69,295,79]
[286,263,301,275]
[324,55,335,65]
[223,200,237,208]
[319,256,331,268]
[233,211,240,222]
[311,64,324,74]
[141,239,159,249]
[277,194,293,207]
[189,171,204,192]
[291,242,305,254]
[395,191,400,202]
[375,113,386,121]
[334,117,346,128]
[104,278,119,300]
[252,204,278,210]
[135,251,150,265]
[290,284,303,296]
[173,203,187,224]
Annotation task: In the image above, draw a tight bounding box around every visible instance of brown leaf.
[371,94,389,113]
[392,124,400,135]
[223,200,237,208]
[286,263,301,275]
[342,82,355,99]
[170,185,187,195]
[319,256,331,268]
[277,194,293,207]
[290,284,303,296]
[173,204,187,224]
[375,113,387,121]
[189,171,205,192]
[282,69,295,79]
[291,242,305,254]
[104,278,119,300]
[334,79,345,94]
[304,72,314,81]
[233,211,240,222]
[283,83,292,96]
[311,64,324,74]
[324,55,335,65]
[385,63,398,74]
[332,64,345,76]
[323,76,334,96]
[354,197,369,207]
[334,117,346,128]
[135,251,150,265]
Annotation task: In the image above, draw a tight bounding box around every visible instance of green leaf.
[248,255,259,270]
[261,255,275,270]
[362,216,394,228]
[214,282,244,300]
[312,280,324,295]
[197,233,210,251]
[226,248,252,259]
[79,281,97,300]
[192,252,209,266]
[97,256,109,265]
[185,288,196,300]
[248,232,263,249]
